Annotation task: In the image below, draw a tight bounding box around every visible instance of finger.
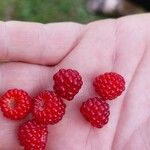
[0,62,53,95]
[0,21,83,65]
[112,14,150,150]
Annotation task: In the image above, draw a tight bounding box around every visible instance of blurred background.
[0,0,149,23]
[0,0,103,23]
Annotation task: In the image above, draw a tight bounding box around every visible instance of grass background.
[0,0,106,23]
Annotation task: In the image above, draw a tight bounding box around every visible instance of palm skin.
[0,14,150,150]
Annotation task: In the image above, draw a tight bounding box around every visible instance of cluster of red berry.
[81,72,125,128]
[0,69,125,150]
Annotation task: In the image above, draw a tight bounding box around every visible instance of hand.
[0,14,150,150]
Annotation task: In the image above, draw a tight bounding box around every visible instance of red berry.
[0,89,32,120]
[80,97,110,128]
[93,72,125,100]
[18,120,48,150]
[33,90,66,125]
[53,69,83,100]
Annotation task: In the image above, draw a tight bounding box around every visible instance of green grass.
[0,0,105,23]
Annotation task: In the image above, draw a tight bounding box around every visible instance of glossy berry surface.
[93,72,125,100]
[53,69,83,100]
[0,89,32,120]
[18,120,48,150]
[80,97,110,128]
[33,90,66,125]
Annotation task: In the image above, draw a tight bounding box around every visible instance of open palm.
[0,14,150,150]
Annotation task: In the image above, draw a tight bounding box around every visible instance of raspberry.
[80,97,110,128]
[0,89,32,120]
[53,69,83,100]
[18,120,48,150]
[93,72,125,100]
[33,90,66,125]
